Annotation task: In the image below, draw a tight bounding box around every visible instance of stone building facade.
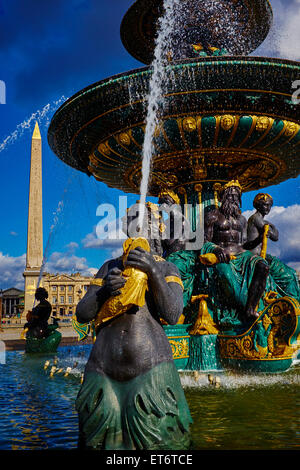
[42,272,93,317]
[0,288,24,317]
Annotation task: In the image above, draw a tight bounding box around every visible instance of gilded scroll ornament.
[117,132,131,146]
[283,121,299,137]
[219,297,300,361]
[98,142,111,155]
[169,338,189,359]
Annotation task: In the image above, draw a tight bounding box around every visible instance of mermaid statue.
[74,202,192,450]
[22,287,61,353]
[23,287,52,339]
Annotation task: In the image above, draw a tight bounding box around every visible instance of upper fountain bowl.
[120,0,273,64]
[48,56,300,196]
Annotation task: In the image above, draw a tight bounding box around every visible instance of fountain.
[48,0,300,374]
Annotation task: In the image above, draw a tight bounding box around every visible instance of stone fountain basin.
[48,56,300,195]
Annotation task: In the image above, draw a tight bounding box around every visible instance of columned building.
[42,273,91,317]
[0,288,24,317]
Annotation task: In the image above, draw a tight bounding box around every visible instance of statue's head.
[158,189,180,206]
[220,180,242,219]
[122,202,164,255]
[253,193,273,216]
[35,287,48,301]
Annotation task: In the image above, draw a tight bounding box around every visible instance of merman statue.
[201,180,270,324]
[23,287,52,339]
[157,189,202,318]
[247,193,300,301]
[74,202,192,450]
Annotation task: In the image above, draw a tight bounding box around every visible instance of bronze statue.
[247,193,300,301]
[247,193,278,255]
[23,287,52,339]
[158,189,189,257]
[202,180,270,321]
[75,202,192,450]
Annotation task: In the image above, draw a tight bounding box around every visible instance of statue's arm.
[241,215,248,245]
[204,210,218,242]
[75,285,108,324]
[264,220,279,241]
[245,213,278,249]
[243,237,263,250]
[76,260,124,323]
[148,264,184,325]
[30,305,39,320]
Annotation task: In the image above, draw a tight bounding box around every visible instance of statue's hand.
[104,268,126,297]
[266,222,274,236]
[125,247,157,276]
[213,247,231,264]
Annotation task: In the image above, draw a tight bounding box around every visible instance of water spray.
[138,0,181,230]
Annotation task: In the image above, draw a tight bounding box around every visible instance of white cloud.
[242,209,255,220]
[82,221,125,250]
[0,252,26,290]
[44,251,97,278]
[255,0,300,60]
[82,231,124,250]
[0,246,98,290]
[65,241,79,251]
[266,205,300,263]
[111,247,123,258]
[275,0,300,60]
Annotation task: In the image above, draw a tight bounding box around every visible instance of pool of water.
[0,345,299,450]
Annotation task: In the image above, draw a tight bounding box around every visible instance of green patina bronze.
[25,324,62,354]
[266,254,300,302]
[163,324,192,370]
[186,335,222,371]
[76,361,192,450]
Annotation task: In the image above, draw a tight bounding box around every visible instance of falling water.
[33,174,75,307]
[32,200,65,308]
[0,96,67,154]
[138,0,181,228]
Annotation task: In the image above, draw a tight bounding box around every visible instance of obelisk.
[23,122,43,314]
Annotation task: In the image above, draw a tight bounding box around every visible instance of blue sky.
[0,0,300,290]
